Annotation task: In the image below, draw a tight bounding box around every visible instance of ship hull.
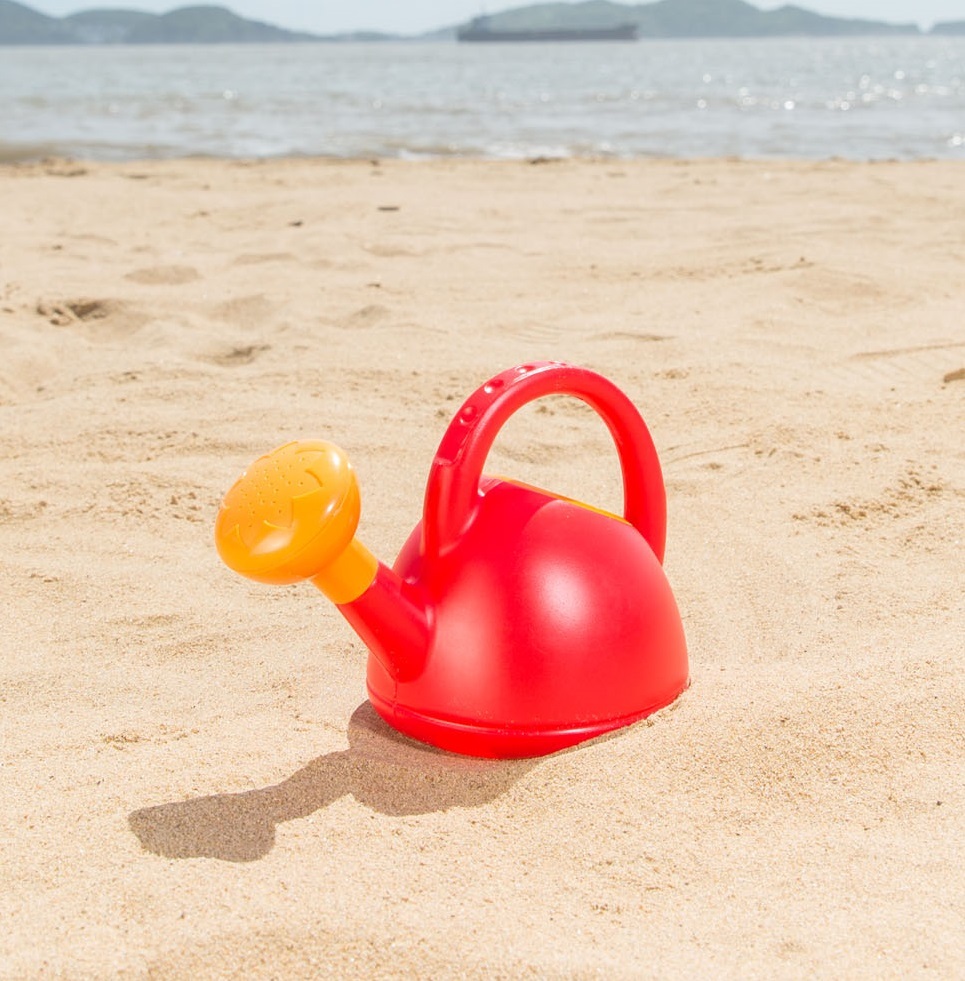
[457,24,638,43]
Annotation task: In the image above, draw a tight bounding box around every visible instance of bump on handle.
[422,362,667,563]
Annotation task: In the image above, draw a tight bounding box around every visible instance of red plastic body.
[340,362,689,759]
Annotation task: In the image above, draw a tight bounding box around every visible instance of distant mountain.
[0,0,73,42]
[125,6,321,43]
[0,0,935,45]
[463,0,920,38]
[0,1,333,44]
[62,9,155,44]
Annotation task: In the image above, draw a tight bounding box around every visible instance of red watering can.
[215,362,689,758]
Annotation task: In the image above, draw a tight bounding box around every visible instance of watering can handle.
[423,361,667,564]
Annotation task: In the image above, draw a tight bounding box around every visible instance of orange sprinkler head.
[214,439,377,603]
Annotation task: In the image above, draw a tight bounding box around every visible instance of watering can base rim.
[367,681,689,760]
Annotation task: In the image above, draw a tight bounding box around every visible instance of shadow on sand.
[128,702,537,862]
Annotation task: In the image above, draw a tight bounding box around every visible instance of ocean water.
[1,36,963,162]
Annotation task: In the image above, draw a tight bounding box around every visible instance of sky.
[27,1,965,36]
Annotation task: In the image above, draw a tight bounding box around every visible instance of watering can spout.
[214,439,429,680]
[337,563,429,681]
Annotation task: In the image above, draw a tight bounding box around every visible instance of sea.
[1,36,963,162]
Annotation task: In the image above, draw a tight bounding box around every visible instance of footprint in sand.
[337,303,391,330]
[125,265,201,286]
[362,243,420,258]
[36,297,147,340]
[203,343,271,367]
[212,294,274,328]
[232,253,297,266]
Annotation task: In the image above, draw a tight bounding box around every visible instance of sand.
[0,157,962,978]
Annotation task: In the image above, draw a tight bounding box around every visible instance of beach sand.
[1,157,962,978]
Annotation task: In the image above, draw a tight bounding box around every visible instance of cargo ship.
[457,16,638,42]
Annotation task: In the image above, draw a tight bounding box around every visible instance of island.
[0,1,390,44]
[454,0,919,40]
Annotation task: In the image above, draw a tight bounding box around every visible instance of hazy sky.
[28,1,965,35]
